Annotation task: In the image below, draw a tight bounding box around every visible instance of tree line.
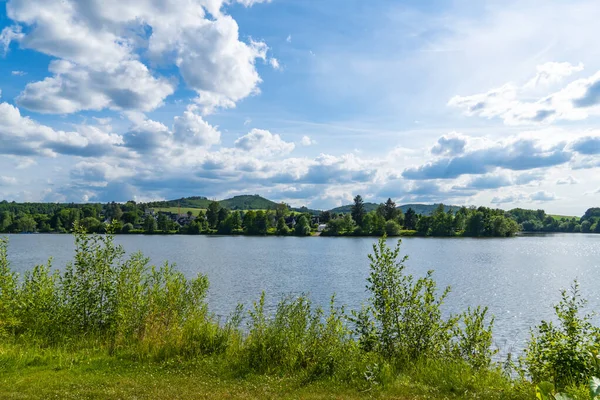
[322,196,520,237]
[1,198,600,237]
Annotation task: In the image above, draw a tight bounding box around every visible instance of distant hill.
[291,206,322,216]
[329,203,379,214]
[329,203,462,216]
[220,195,278,210]
[148,195,279,211]
[147,196,212,209]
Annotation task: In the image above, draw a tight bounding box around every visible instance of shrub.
[524,281,600,388]
[351,238,496,369]
[385,220,402,236]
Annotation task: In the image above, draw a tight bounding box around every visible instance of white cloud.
[0,25,23,54]
[235,0,272,6]
[234,129,295,156]
[0,176,17,185]
[448,63,600,126]
[0,102,123,157]
[11,70,26,76]
[530,190,557,202]
[286,35,292,43]
[556,176,578,185]
[17,60,175,114]
[300,135,315,146]
[173,109,221,148]
[269,58,281,70]
[524,61,584,89]
[7,0,270,115]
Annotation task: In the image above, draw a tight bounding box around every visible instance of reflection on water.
[6,233,600,358]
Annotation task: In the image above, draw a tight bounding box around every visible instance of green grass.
[152,207,206,215]
[550,214,578,221]
[0,343,533,400]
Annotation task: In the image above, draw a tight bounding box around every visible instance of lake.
[5,233,600,358]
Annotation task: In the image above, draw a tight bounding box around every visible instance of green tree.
[143,216,157,233]
[121,223,134,233]
[276,217,290,235]
[230,211,242,231]
[275,203,289,220]
[416,215,432,236]
[294,215,311,236]
[404,208,417,230]
[0,211,12,232]
[318,211,332,223]
[243,211,256,234]
[351,195,366,228]
[370,211,386,236]
[254,211,269,235]
[17,215,36,233]
[206,201,221,229]
[465,211,485,237]
[218,207,230,227]
[431,205,454,236]
[79,217,101,233]
[382,198,397,221]
[385,220,402,236]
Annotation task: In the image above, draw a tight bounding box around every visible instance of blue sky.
[2,0,600,214]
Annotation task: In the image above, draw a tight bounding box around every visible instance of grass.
[152,207,206,215]
[550,214,578,221]
[0,343,532,400]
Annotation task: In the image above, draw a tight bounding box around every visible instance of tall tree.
[206,201,220,229]
[382,198,397,221]
[295,215,311,236]
[404,208,417,230]
[351,195,366,228]
[230,211,242,231]
[276,217,289,235]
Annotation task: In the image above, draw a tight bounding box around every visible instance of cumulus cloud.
[524,62,584,89]
[17,60,175,114]
[530,190,557,202]
[300,136,315,146]
[431,133,467,156]
[6,0,270,115]
[234,129,295,156]
[403,137,571,180]
[571,136,600,155]
[491,193,527,205]
[449,63,600,125]
[557,176,578,185]
[0,102,123,158]
[173,110,221,148]
[491,190,557,205]
[453,174,512,190]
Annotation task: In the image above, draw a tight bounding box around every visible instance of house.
[317,224,327,232]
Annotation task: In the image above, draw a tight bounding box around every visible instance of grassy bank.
[0,342,531,399]
[1,227,598,399]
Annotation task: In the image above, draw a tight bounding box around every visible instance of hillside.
[220,195,278,210]
[329,203,462,216]
[329,203,379,214]
[147,195,278,211]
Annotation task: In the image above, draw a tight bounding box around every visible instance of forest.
[0,195,598,238]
